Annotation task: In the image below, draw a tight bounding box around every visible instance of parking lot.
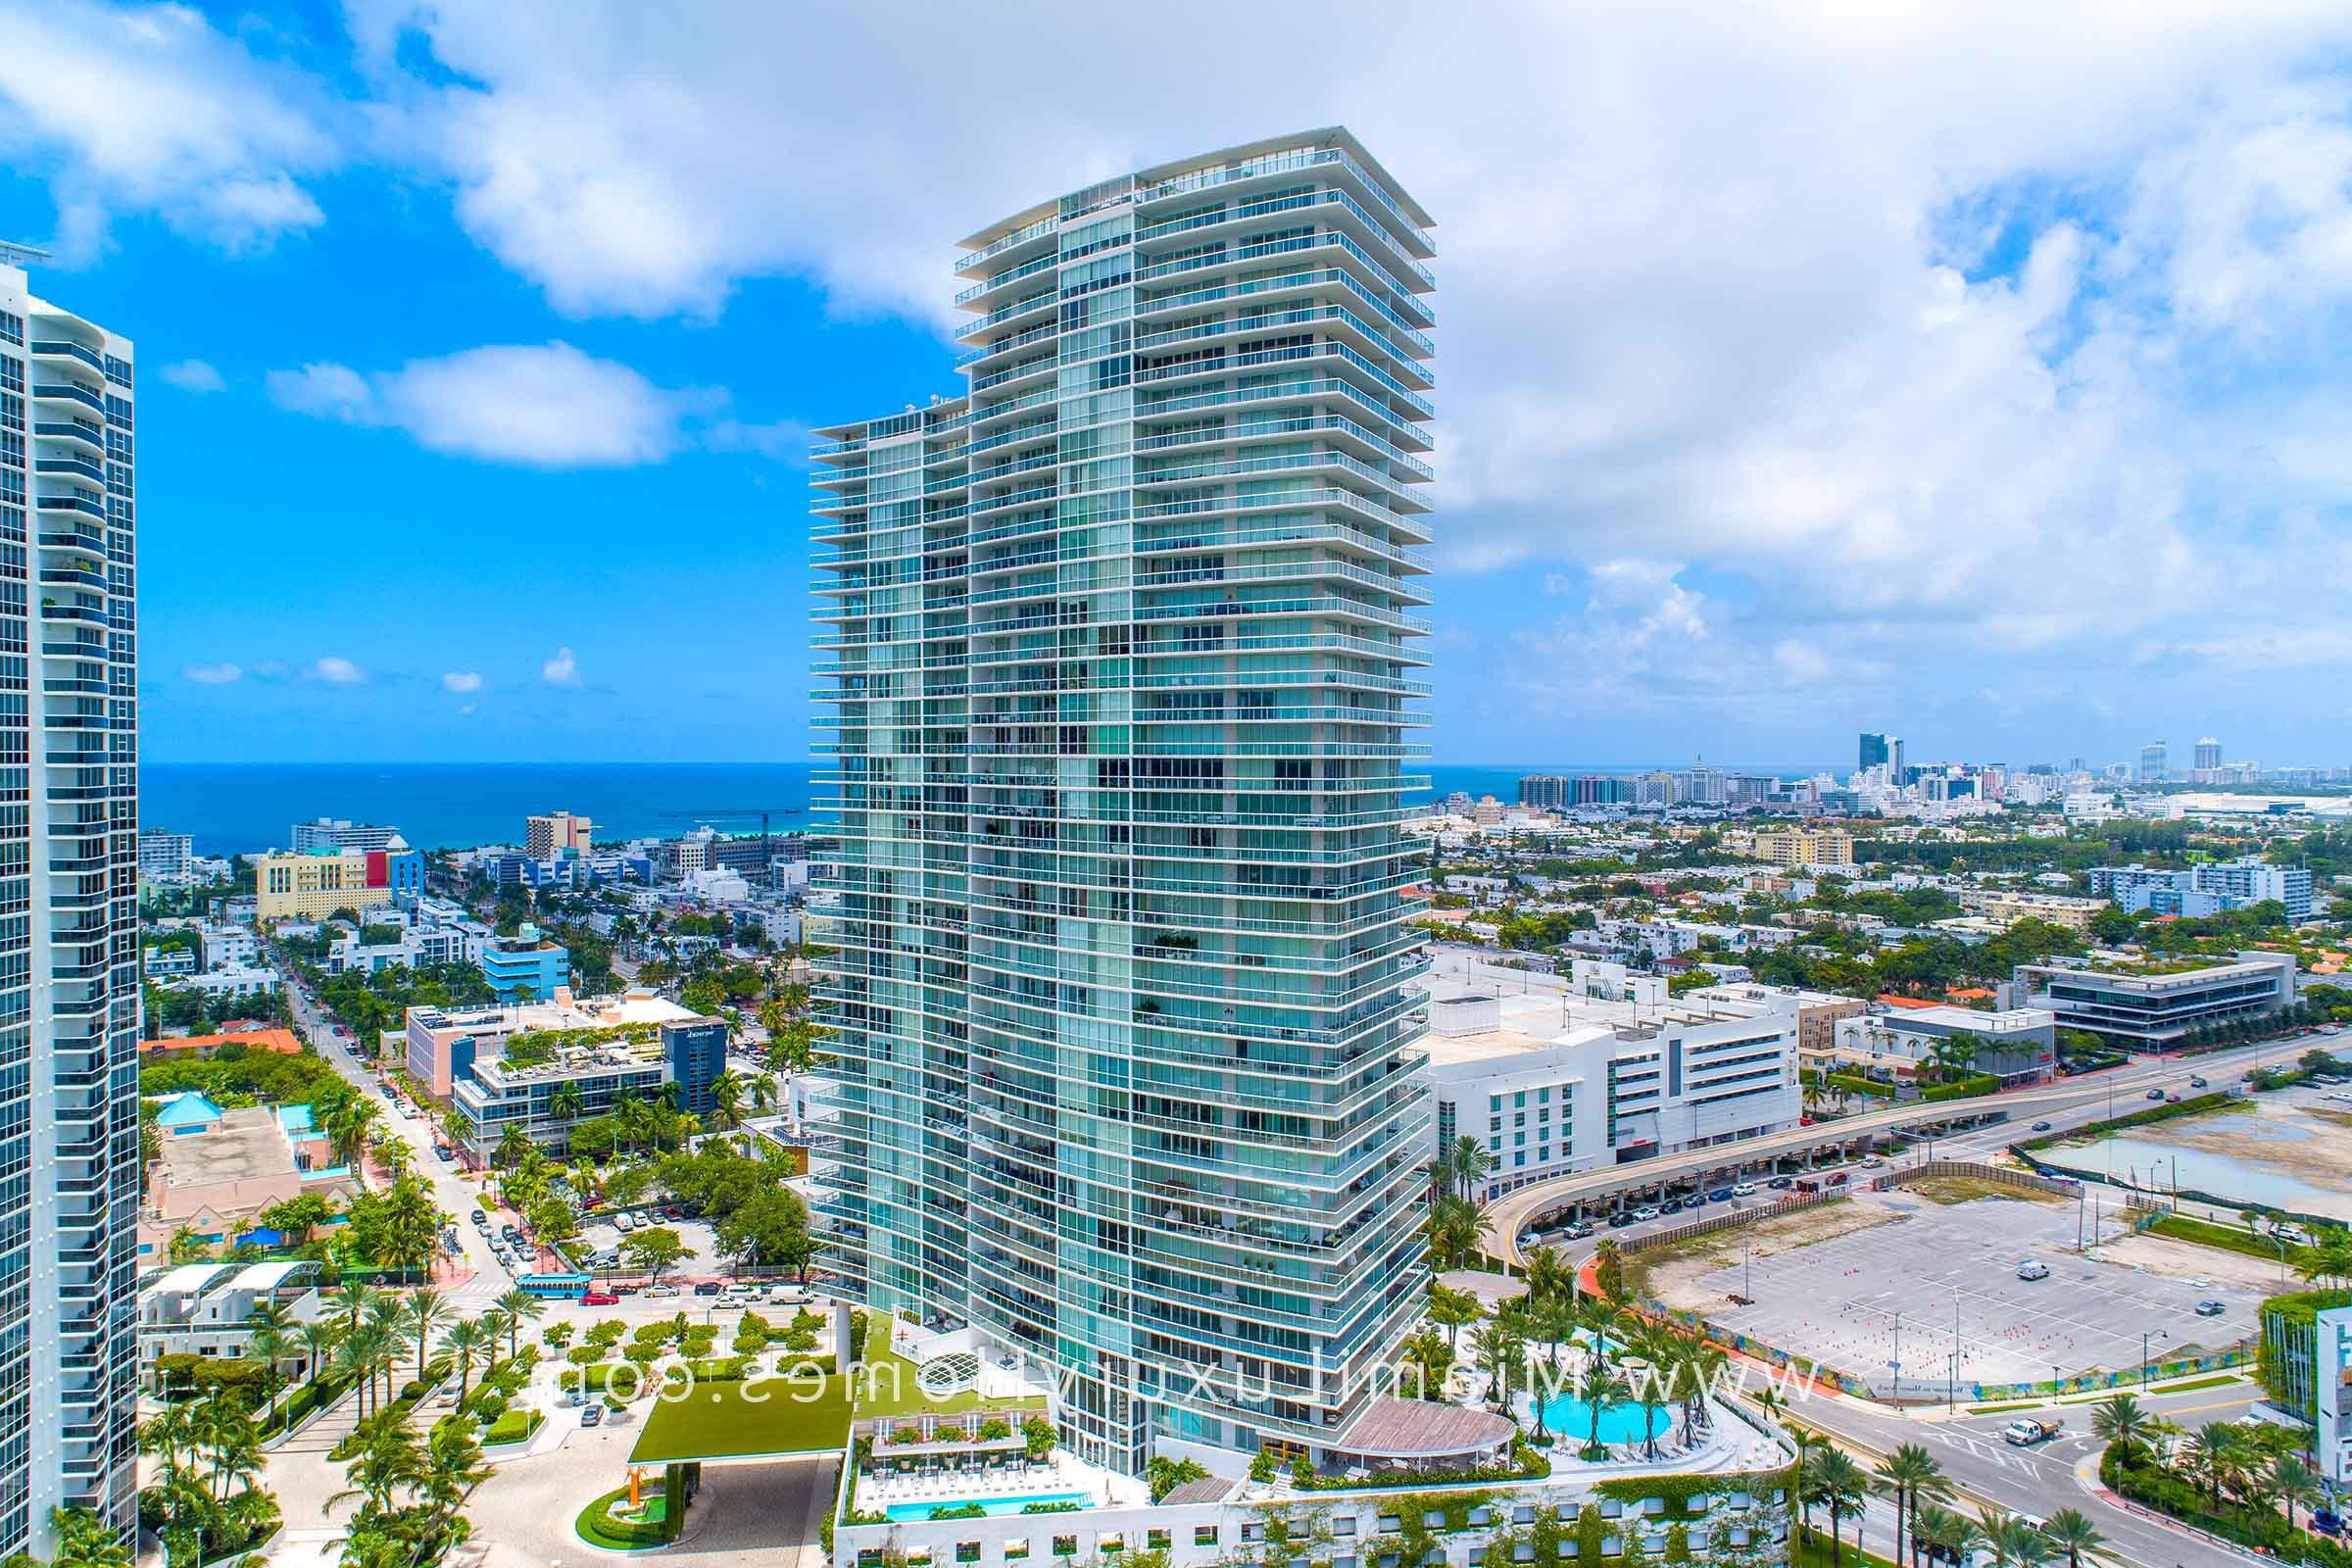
[1680,1189,2267,1396]
[573,1211,731,1278]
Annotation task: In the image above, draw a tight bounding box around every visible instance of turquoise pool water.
[883,1492,1090,1523]
[1530,1396,1668,1445]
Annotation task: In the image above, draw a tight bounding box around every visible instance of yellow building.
[255,848,398,921]
[1752,828,1855,868]
[526,809,594,858]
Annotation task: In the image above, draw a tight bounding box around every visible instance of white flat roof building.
[1421,983,1800,1201]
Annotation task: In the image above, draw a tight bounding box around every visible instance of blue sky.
[9,2,2352,770]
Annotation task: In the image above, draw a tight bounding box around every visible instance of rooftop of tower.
[953,124,1434,254]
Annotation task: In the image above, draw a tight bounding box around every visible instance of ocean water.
[143,760,1835,858]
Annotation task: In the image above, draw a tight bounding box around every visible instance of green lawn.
[1791,1532,1899,1568]
[628,1372,854,1463]
[852,1348,1047,1421]
[2146,1372,2245,1395]
[2148,1212,2316,1270]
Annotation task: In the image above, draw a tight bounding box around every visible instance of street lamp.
[2142,1328,2168,1387]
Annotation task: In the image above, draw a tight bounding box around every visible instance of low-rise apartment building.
[2090,858,2315,921]
[138,1259,326,1375]
[1749,827,1855,868]
[1955,887,2105,932]
[2014,950,2299,1048]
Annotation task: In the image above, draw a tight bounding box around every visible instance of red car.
[582,1290,619,1306]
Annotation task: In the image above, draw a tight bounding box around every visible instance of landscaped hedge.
[1921,1072,2001,1102]
[153,1352,272,1400]
[484,1409,543,1446]
[574,1486,682,1549]
[2103,1443,2352,1564]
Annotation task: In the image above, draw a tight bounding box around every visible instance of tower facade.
[810,129,1435,1471]
[0,264,140,1551]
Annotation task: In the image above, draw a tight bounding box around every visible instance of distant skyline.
[8,4,2352,764]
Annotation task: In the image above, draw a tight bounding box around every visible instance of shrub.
[484,1408,542,1446]
[791,1309,826,1334]
[784,1328,817,1351]
[566,1345,609,1366]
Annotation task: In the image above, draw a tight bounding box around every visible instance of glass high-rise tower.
[0,261,141,1551]
[810,129,1435,1472]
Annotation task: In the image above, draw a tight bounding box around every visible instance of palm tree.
[2274,1454,2324,1535]
[1422,1193,1494,1271]
[1809,1446,1872,1566]
[402,1289,453,1385]
[2188,1422,2240,1505]
[439,1318,491,1407]
[1786,1427,1834,1545]
[1521,1245,1572,1304]
[492,1124,532,1174]
[2087,1392,2151,1461]
[547,1080,586,1125]
[493,1287,545,1360]
[1876,1443,1950,1568]
[1469,1312,1526,1417]
[2039,1508,2112,1568]
[49,1505,133,1568]
[297,1318,342,1393]
[1629,1330,1671,1461]
[326,1410,423,1518]
[1592,1237,1626,1299]
[327,1280,382,1337]
[1573,1347,1627,1461]
[1427,1283,1483,1352]
[1976,1506,2052,1567]
[1444,1134,1494,1200]
[1912,1503,1976,1568]
[476,1307,514,1372]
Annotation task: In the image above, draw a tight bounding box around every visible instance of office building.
[525,809,594,858]
[479,922,568,1002]
[810,129,1435,1473]
[450,1010,725,1163]
[1824,1001,2057,1087]
[2194,737,2223,775]
[1422,990,1800,1200]
[2138,740,2168,782]
[254,844,422,921]
[289,817,403,854]
[0,265,141,1551]
[136,829,192,883]
[2014,950,2297,1048]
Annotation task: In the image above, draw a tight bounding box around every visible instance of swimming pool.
[1529,1395,1668,1446]
[883,1492,1091,1523]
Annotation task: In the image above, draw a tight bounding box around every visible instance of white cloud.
[309,655,366,684]
[159,358,225,393]
[267,343,710,466]
[182,661,241,684]
[0,0,337,256]
[441,670,483,693]
[541,646,579,686]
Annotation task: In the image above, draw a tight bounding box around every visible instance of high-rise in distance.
[0,262,139,1551]
[810,129,1436,1472]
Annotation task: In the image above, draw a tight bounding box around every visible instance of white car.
[1631,1205,1661,1222]
[614,1213,636,1233]
[2016,1259,2050,1281]
[1732,1182,1756,1197]
[643,1285,679,1299]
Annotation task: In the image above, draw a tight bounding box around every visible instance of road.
[1777,1375,2272,1566]
[1487,1031,2324,1267]
[279,965,515,1307]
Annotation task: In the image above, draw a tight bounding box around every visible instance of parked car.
[2195,1299,2227,1317]
[1632,1205,1661,1222]
[614,1213,636,1233]
[580,1405,604,1427]
[582,1290,619,1306]
[1766,1175,1793,1190]
[644,1285,679,1299]
[468,1209,486,1226]
[1606,1211,1636,1229]
[1731,1182,1756,1198]
[1562,1221,1594,1240]
[2016,1259,2050,1281]
[1707,1187,1735,1202]
[1659,1198,1684,1215]
[1861,1155,1886,1168]
[694,1281,724,1297]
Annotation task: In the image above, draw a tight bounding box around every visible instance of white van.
[2016,1259,2050,1281]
